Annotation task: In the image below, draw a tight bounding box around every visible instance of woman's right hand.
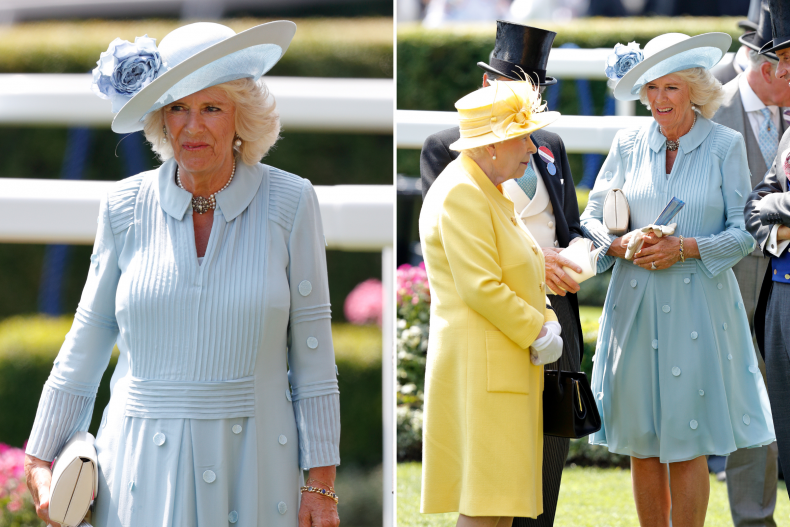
[24,454,61,527]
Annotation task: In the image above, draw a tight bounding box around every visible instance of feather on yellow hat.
[449,80,560,151]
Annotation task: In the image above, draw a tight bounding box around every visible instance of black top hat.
[477,21,558,86]
[741,1,778,61]
[738,0,761,32]
[760,0,790,55]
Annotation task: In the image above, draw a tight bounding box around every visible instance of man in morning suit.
[419,21,584,527]
[712,2,790,523]
[744,0,790,503]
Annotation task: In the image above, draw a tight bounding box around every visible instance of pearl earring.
[234,136,242,148]
[162,126,167,144]
[691,104,697,111]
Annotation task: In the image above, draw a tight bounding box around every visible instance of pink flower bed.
[344,278,383,326]
[0,443,28,513]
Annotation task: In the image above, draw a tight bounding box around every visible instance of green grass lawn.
[397,462,790,527]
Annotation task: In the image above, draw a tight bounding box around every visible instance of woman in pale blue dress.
[23,22,341,527]
[581,33,774,526]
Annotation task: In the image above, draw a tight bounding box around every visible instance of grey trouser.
[513,294,580,527]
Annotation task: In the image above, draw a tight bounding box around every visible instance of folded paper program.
[548,239,605,294]
[625,223,677,260]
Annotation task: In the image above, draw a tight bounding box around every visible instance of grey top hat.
[741,0,778,61]
[760,0,790,55]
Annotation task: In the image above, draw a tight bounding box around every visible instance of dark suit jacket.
[745,126,790,356]
[420,126,586,362]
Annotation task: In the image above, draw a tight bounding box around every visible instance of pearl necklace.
[176,160,236,214]
[660,112,697,152]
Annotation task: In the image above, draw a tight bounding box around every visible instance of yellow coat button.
[511,217,517,226]
[539,282,545,291]
[532,245,538,254]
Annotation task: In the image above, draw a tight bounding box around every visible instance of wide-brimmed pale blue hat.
[104,21,295,133]
[612,32,731,101]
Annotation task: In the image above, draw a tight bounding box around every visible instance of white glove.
[624,223,677,260]
[530,321,563,366]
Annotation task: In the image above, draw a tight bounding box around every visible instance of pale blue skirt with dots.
[589,258,775,463]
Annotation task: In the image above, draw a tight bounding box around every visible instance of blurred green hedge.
[0,18,392,78]
[397,17,741,111]
[0,316,382,468]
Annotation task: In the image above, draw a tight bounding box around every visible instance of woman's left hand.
[299,467,340,527]
[632,233,681,270]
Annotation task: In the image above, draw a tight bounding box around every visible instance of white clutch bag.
[603,188,630,235]
[547,239,604,295]
[49,431,98,527]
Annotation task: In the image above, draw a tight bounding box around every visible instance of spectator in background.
[711,0,761,84]
[420,22,584,527]
[711,2,790,524]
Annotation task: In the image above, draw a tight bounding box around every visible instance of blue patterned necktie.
[516,159,538,200]
[758,107,779,168]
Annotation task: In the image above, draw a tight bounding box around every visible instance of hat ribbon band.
[489,57,546,82]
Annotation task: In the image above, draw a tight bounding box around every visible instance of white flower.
[91,35,163,113]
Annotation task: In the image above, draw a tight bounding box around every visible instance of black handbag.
[543,368,601,439]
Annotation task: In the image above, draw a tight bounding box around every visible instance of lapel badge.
[538,146,557,175]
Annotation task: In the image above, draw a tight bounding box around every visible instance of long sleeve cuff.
[293,393,341,470]
[581,220,617,273]
[25,380,96,461]
[765,225,790,257]
[696,229,756,278]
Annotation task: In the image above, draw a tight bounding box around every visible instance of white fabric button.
[691,332,698,340]
[749,365,759,374]
[203,470,216,483]
[307,337,318,349]
[605,171,613,180]
[743,414,751,425]
[228,511,238,524]
[278,434,287,445]
[662,305,671,313]
[232,424,242,434]
[285,388,292,402]
[554,240,559,247]
[548,221,554,228]
[298,280,312,297]
[738,302,744,310]
[717,283,723,290]
[728,354,733,361]
[699,389,704,396]
[684,277,690,284]
[278,502,287,514]
[153,432,166,446]
[672,366,681,377]
[630,279,637,288]
[722,323,728,330]
[129,481,135,491]
[335,364,339,376]
[597,392,603,400]
[690,420,698,430]
[652,340,658,350]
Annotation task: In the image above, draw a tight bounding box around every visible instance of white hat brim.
[613,32,731,101]
[112,20,296,133]
[449,111,561,151]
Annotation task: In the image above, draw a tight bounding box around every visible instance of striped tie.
[758,107,779,169]
[516,160,538,200]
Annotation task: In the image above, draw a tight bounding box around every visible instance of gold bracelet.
[300,485,339,503]
[679,235,685,263]
[306,477,335,492]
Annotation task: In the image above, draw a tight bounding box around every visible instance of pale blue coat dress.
[580,116,775,463]
[25,158,341,526]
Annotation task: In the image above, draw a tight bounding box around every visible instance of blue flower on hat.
[91,35,164,113]
[605,42,644,81]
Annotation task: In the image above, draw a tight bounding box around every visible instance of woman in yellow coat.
[419,81,564,526]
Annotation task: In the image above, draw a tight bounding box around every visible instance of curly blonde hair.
[638,67,724,119]
[143,77,280,165]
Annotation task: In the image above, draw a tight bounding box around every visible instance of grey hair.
[748,49,778,70]
[143,77,280,166]
[638,67,724,120]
